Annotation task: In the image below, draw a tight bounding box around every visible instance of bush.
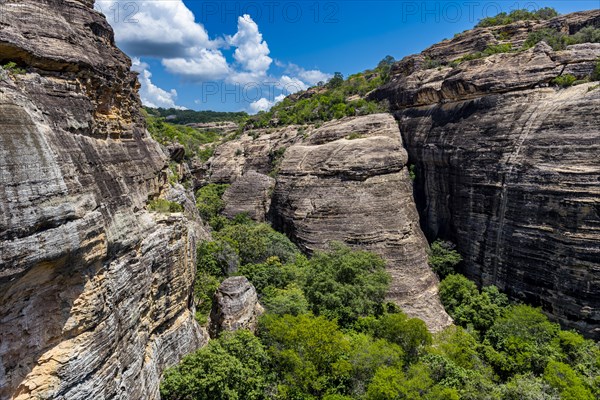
[439,274,508,333]
[146,115,221,160]
[371,313,432,364]
[147,198,183,213]
[428,240,462,278]
[552,74,577,87]
[160,330,270,400]
[261,284,309,316]
[475,8,558,28]
[196,183,229,226]
[1,61,26,75]
[304,243,391,326]
[592,58,600,81]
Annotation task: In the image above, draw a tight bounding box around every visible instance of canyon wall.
[0,1,207,398]
[372,10,600,338]
[205,115,452,331]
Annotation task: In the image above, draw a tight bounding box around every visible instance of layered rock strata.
[0,1,207,398]
[372,10,600,338]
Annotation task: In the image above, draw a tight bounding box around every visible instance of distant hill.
[144,107,248,125]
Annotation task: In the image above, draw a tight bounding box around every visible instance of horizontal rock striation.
[0,1,207,399]
[371,10,600,338]
[269,115,452,331]
[206,115,452,331]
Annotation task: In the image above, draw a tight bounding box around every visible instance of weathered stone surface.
[268,114,452,331]
[209,277,264,337]
[204,125,304,184]
[222,171,275,222]
[371,10,600,338]
[0,1,207,399]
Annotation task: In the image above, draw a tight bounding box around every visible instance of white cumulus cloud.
[95,0,215,58]
[249,94,286,114]
[131,58,186,109]
[227,15,272,75]
[162,49,230,81]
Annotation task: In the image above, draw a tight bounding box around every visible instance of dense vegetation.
[475,7,559,28]
[146,114,222,162]
[161,187,600,400]
[245,56,395,128]
[145,107,248,124]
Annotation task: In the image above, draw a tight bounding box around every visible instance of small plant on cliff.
[147,198,183,213]
[592,58,600,81]
[1,61,26,75]
[428,240,462,279]
[552,74,577,88]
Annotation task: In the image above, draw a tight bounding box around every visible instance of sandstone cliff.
[0,1,207,398]
[371,10,600,338]
[205,115,453,331]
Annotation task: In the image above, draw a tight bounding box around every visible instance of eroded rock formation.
[371,10,600,338]
[0,1,207,398]
[209,276,264,337]
[207,115,452,331]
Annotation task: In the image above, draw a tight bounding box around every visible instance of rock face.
[207,115,452,331]
[209,277,264,337]
[0,1,207,399]
[372,10,600,338]
[269,115,452,331]
[222,171,275,222]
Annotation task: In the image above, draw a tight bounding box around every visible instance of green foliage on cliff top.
[245,56,394,129]
[145,107,248,124]
[475,8,559,28]
[146,114,220,161]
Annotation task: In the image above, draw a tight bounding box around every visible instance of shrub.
[304,243,391,326]
[160,330,270,400]
[552,74,577,87]
[592,58,600,81]
[196,183,229,226]
[146,115,222,159]
[475,8,558,28]
[428,240,462,278]
[1,61,26,75]
[147,198,183,213]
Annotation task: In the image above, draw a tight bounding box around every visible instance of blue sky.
[96,0,600,113]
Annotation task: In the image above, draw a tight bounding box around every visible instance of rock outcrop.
[209,277,264,337]
[269,115,452,331]
[0,1,207,399]
[207,115,452,331]
[372,10,600,338]
[222,171,275,222]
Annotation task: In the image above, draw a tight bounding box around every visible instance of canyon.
[0,1,598,399]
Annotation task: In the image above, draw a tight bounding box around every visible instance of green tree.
[543,361,594,400]
[259,314,351,398]
[196,183,229,225]
[160,330,270,400]
[484,305,561,378]
[262,283,309,316]
[428,240,462,278]
[328,72,344,88]
[304,243,390,326]
[372,313,432,364]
